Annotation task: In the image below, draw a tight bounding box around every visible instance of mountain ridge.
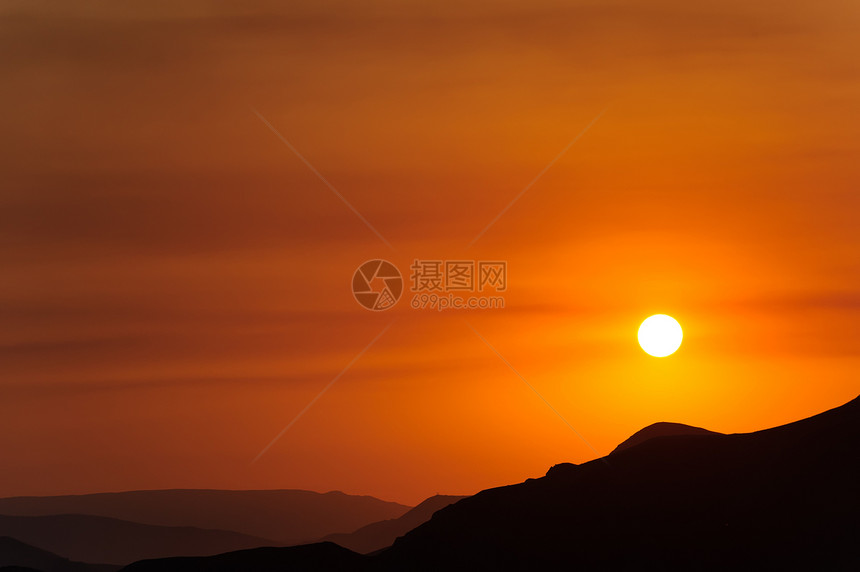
[0,490,409,546]
[119,394,859,571]
[0,513,277,566]
[0,536,118,572]
[320,495,467,554]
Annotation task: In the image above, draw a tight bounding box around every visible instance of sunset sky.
[1,0,858,505]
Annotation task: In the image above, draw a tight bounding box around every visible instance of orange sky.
[0,0,858,505]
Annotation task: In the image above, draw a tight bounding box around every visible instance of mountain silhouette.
[0,514,276,566]
[610,421,721,454]
[0,490,408,546]
[320,495,467,554]
[0,536,117,572]
[378,395,860,570]
[120,543,362,572]
[116,395,859,571]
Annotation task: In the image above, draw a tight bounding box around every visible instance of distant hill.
[0,490,409,546]
[120,543,363,572]
[610,421,721,454]
[0,514,276,566]
[321,495,467,553]
[0,536,117,572]
[117,395,860,570]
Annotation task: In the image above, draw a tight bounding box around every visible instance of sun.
[638,314,683,357]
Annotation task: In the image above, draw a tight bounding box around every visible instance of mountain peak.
[610,421,721,455]
[544,462,578,478]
